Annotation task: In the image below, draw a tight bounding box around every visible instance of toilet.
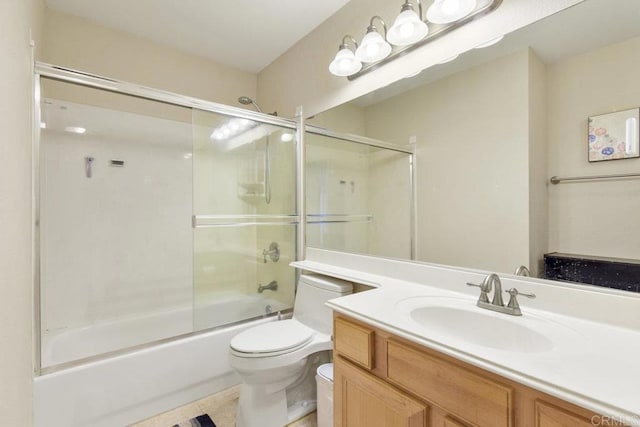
[229,274,353,427]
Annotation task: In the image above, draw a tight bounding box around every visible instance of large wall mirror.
[308,0,640,290]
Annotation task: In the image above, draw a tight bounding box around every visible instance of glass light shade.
[329,47,362,76]
[355,31,392,63]
[426,0,477,24]
[387,9,429,46]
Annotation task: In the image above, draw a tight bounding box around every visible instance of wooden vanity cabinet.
[334,356,428,427]
[333,313,602,427]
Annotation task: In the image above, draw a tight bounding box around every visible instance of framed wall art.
[588,107,640,162]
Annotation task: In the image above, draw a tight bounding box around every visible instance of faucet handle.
[505,287,535,314]
[506,288,536,299]
[466,282,490,303]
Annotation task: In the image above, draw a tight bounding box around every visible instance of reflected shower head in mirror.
[237,96,263,113]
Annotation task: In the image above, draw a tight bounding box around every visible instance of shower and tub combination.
[32,63,415,427]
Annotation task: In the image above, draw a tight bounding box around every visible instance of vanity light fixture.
[329,36,362,77]
[387,1,429,46]
[355,16,392,63]
[329,0,502,80]
[426,0,477,24]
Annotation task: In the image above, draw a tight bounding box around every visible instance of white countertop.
[292,249,640,426]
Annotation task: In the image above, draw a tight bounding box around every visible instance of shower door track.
[35,62,297,129]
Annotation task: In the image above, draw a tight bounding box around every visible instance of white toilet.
[229,274,353,427]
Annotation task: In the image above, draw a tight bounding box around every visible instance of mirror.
[309,0,640,288]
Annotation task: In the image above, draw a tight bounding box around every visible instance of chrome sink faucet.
[514,265,530,277]
[467,273,535,316]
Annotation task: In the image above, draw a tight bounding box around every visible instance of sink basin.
[396,296,574,353]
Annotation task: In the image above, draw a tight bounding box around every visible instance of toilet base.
[235,351,330,427]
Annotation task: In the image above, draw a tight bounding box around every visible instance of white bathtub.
[35,293,289,427]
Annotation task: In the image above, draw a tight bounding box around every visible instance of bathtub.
[34,292,289,427]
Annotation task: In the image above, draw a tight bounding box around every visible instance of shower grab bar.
[195,221,300,228]
[550,172,640,184]
[306,214,373,224]
[195,214,299,220]
[193,214,300,228]
[192,214,373,228]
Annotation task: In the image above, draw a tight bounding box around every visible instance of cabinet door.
[535,400,594,427]
[334,356,427,427]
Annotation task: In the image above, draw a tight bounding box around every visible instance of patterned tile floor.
[129,386,317,427]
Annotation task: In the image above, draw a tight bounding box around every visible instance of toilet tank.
[293,274,353,335]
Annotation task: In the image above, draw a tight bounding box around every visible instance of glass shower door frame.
[32,62,416,375]
[32,62,302,375]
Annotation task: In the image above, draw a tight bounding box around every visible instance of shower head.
[237,96,263,113]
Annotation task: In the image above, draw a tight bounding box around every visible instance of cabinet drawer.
[387,340,514,427]
[535,400,594,427]
[334,317,375,369]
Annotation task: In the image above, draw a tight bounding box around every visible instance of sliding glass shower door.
[191,109,297,331]
[38,80,195,368]
[36,65,411,372]
[306,132,413,259]
[37,76,299,369]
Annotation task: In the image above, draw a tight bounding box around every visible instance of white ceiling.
[45,0,350,73]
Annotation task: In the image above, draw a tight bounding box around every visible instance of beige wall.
[258,0,584,118]
[42,9,257,107]
[0,0,45,424]
[547,36,640,259]
[365,50,535,273]
[307,102,365,135]
[527,50,548,276]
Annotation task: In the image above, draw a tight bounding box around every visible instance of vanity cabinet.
[333,314,602,427]
[334,355,428,427]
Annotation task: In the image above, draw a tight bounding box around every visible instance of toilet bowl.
[229,274,353,427]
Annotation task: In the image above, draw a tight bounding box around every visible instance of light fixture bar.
[347,0,502,81]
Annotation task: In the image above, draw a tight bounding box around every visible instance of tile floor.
[129,386,317,427]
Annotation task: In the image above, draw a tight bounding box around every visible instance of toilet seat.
[230,320,315,358]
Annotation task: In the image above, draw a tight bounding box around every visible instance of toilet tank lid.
[300,274,353,293]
